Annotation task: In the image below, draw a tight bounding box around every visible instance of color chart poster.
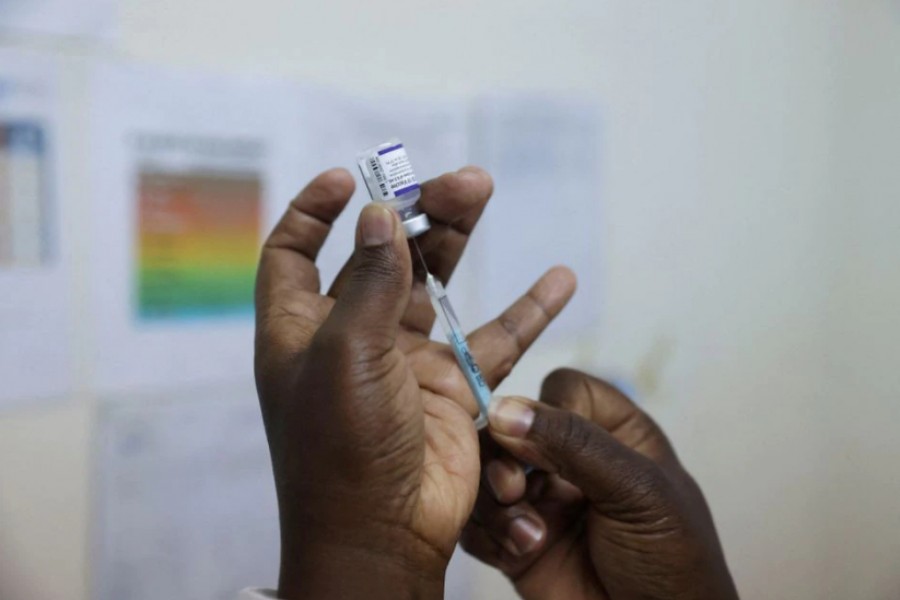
[88,64,305,393]
[132,134,263,321]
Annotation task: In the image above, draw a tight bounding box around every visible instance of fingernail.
[489,397,535,438]
[485,460,508,501]
[360,204,396,247]
[508,516,544,556]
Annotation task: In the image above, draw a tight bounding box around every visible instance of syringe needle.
[411,237,429,274]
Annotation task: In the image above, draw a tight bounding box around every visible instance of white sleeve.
[238,588,280,599]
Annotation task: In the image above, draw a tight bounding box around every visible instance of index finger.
[413,166,494,283]
[256,168,355,314]
[469,266,577,389]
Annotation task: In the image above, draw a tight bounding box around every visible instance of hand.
[254,168,576,599]
[461,369,738,600]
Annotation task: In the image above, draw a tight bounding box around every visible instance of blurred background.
[1,1,899,599]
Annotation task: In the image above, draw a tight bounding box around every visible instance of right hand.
[461,368,738,600]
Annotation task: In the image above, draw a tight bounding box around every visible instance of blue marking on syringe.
[448,331,492,420]
[424,272,492,429]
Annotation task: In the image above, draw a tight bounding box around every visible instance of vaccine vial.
[357,138,431,238]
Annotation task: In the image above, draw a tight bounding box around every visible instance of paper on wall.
[469,95,603,340]
[93,385,279,600]
[0,50,72,407]
[0,0,116,40]
[88,63,305,394]
[93,384,474,600]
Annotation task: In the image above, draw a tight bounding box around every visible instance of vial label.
[369,143,420,199]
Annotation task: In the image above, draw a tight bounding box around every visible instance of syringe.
[413,239,491,429]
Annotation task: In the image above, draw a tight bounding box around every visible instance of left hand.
[254,167,576,599]
[461,369,737,600]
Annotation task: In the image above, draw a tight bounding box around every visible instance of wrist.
[278,540,446,600]
[277,509,451,600]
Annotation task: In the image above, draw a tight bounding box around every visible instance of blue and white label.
[371,143,419,199]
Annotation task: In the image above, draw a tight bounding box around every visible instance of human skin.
[462,369,739,600]
[253,166,576,599]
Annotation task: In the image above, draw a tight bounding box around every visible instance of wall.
[821,2,900,598]
[1,1,897,599]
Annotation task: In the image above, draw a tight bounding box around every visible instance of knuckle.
[311,327,352,357]
[595,377,634,402]
[559,411,594,451]
[491,357,515,385]
[523,288,552,322]
[627,416,671,455]
[316,328,392,370]
[533,408,596,469]
[353,246,403,287]
[497,312,524,346]
[630,467,668,503]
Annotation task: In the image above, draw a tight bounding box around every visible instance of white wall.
[820,2,900,598]
[1,1,898,599]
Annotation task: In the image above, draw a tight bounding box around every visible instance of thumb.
[322,204,412,355]
[487,396,666,508]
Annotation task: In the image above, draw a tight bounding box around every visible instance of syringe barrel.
[425,275,492,425]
